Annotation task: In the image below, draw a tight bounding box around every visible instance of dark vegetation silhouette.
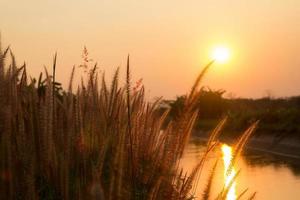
[166,89,300,140]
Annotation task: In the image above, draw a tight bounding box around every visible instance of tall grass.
[0,44,256,200]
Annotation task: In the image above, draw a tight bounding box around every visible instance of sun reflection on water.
[222,144,237,200]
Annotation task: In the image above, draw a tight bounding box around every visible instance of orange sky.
[1,0,300,99]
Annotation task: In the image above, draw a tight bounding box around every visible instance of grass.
[0,43,257,200]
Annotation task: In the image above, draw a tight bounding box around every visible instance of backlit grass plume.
[0,43,256,200]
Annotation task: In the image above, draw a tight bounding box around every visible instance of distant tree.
[169,95,186,118]
[197,87,227,119]
[168,87,227,119]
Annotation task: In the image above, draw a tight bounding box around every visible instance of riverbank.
[246,136,300,159]
[192,132,300,161]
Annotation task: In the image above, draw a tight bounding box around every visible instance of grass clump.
[0,44,256,200]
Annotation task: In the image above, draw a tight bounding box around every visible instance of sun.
[212,46,230,63]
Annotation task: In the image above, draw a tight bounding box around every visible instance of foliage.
[167,88,300,139]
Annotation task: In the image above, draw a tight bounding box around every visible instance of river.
[181,137,300,200]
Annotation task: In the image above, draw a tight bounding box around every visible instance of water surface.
[181,137,300,200]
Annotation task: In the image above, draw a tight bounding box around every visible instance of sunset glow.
[212,46,230,63]
[1,1,299,98]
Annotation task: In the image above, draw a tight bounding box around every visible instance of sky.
[1,0,300,99]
